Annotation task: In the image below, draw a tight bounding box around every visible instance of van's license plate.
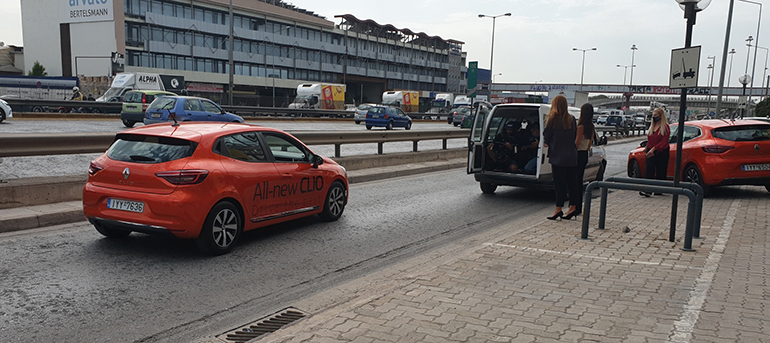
[742,164,770,171]
[107,199,144,213]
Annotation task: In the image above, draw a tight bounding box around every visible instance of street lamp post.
[573,47,597,91]
[706,61,715,116]
[672,0,710,250]
[629,44,638,86]
[492,73,502,83]
[738,0,762,111]
[715,0,735,117]
[727,48,736,88]
[749,45,769,93]
[739,74,751,118]
[616,64,633,85]
[478,13,511,80]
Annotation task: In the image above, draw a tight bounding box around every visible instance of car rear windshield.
[712,125,770,141]
[124,92,142,103]
[107,134,197,163]
[148,98,176,110]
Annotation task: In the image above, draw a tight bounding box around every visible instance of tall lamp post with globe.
[671,0,710,251]
[738,74,752,119]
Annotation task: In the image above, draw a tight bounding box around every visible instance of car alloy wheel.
[319,182,346,221]
[684,164,710,196]
[122,119,135,128]
[405,121,412,130]
[386,121,393,130]
[628,160,641,178]
[197,201,242,255]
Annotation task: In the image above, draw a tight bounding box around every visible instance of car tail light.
[155,170,209,185]
[701,145,735,153]
[384,114,389,119]
[88,160,104,175]
[142,94,147,104]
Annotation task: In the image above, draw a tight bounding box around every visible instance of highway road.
[0,142,636,343]
[0,118,470,179]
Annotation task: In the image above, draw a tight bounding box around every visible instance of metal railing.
[3,98,448,120]
[580,177,704,251]
[0,129,470,158]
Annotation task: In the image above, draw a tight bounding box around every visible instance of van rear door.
[467,105,489,174]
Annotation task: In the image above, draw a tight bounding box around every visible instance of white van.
[467,103,607,193]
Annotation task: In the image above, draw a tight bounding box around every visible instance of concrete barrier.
[0,148,466,210]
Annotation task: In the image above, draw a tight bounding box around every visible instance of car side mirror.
[595,136,608,146]
[640,141,648,148]
[221,109,226,115]
[312,154,324,168]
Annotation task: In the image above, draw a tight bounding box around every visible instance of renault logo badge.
[123,168,130,179]
[755,144,761,152]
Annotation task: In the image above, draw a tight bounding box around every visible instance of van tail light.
[155,170,209,185]
[701,145,735,154]
[88,160,104,175]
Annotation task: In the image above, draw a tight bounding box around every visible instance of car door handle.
[281,173,292,179]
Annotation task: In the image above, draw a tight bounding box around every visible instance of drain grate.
[217,307,308,343]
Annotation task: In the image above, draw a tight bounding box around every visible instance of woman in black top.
[573,103,596,215]
[543,95,579,220]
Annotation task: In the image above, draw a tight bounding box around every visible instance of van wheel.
[628,159,641,178]
[595,159,607,181]
[386,121,393,130]
[480,182,497,194]
[319,182,346,221]
[122,119,135,128]
[366,125,372,130]
[196,201,242,256]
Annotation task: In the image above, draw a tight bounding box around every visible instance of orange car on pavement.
[627,119,770,195]
[83,122,348,255]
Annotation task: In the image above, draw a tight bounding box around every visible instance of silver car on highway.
[354,103,377,124]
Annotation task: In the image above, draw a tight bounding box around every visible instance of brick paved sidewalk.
[225,186,770,343]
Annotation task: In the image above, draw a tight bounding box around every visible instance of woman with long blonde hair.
[640,108,671,197]
[543,95,579,220]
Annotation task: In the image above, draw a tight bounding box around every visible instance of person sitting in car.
[487,121,520,172]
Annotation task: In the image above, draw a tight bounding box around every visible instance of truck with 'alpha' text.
[97,72,184,102]
[288,83,346,110]
[382,90,419,113]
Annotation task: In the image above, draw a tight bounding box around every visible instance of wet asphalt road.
[0,168,566,343]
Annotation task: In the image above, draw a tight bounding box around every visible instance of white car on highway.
[0,98,13,123]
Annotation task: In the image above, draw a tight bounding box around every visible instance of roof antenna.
[170,112,179,127]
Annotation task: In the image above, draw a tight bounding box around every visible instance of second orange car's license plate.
[742,164,770,172]
[107,199,145,213]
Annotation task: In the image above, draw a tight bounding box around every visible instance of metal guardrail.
[581,177,704,251]
[0,129,470,158]
[3,98,446,120]
[595,125,647,137]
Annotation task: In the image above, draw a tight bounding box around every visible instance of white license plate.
[742,164,770,171]
[150,113,161,118]
[107,199,144,213]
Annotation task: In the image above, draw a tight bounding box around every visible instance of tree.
[28,61,47,76]
[755,97,770,117]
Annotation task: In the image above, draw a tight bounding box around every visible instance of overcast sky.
[1,0,768,88]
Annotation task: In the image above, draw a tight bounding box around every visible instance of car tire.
[355,120,360,124]
[453,122,459,127]
[58,108,67,113]
[405,121,412,130]
[765,184,770,193]
[93,222,131,238]
[683,164,710,196]
[196,201,242,256]
[319,181,346,222]
[628,159,642,178]
[595,159,607,181]
[480,182,497,194]
[0,109,5,123]
[32,106,44,112]
[122,119,135,128]
[366,125,372,130]
[386,121,393,130]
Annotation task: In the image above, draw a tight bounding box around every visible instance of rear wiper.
[129,155,156,162]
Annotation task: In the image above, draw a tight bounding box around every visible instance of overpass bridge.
[491,83,768,97]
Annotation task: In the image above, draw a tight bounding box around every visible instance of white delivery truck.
[429,93,454,114]
[96,72,165,102]
[288,83,346,110]
[382,90,419,113]
[453,95,471,108]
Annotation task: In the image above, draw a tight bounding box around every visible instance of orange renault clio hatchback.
[83,122,348,255]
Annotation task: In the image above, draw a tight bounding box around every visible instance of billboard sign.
[63,0,114,24]
[111,52,124,75]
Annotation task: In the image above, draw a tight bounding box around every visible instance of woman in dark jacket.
[543,95,579,220]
